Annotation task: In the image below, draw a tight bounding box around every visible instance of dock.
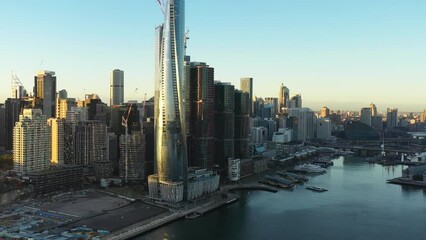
[387,177,426,187]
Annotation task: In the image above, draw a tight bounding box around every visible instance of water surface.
[139,157,426,240]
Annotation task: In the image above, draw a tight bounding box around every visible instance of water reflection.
[139,157,426,240]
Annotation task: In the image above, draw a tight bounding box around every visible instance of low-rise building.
[24,165,83,196]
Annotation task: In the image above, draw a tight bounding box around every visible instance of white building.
[228,158,241,181]
[13,109,51,174]
[316,118,332,140]
[272,128,293,143]
[251,126,268,144]
[288,108,314,141]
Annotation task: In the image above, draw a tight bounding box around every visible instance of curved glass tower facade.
[149,0,188,203]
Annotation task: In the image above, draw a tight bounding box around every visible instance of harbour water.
[138,157,426,240]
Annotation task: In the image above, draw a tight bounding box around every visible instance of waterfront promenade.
[104,182,277,240]
[104,195,237,240]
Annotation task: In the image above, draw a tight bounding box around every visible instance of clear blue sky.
[1,0,425,112]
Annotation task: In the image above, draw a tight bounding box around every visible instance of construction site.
[0,189,167,239]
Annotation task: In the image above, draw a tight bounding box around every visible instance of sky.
[1,0,426,112]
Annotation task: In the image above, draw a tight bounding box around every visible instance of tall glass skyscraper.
[149,0,188,203]
[110,69,124,106]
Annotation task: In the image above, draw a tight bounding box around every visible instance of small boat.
[186,212,202,219]
[306,186,328,192]
[294,164,326,173]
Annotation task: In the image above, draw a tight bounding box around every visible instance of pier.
[387,177,426,187]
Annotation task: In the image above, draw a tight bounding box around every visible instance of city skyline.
[1,0,426,111]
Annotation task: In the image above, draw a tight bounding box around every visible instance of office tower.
[73,121,108,166]
[360,107,372,126]
[110,69,124,106]
[320,106,330,118]
[34,70,57,118]
[278,83,290,113]
[48,118,64,165]
[251,127,268,143]
[143,118,155,177]
[371,116,383,131]
[119,132,146,182]
[83,94,109,123]
[214,82,235,170]
[288,108,314,141]
[316,118,332,139]
[66,107,88,123]
[56,98,77,119]
[148,0,188,203]
[5,98,21,151]
[253,97,264,118]
[386,108,398,129]
[13,109,51,174]
[258,119,277,141]
[240,77,253,116]
[187,62,215,168]
[264,97,278,117]
[370,103,377,117]
[289,94,302,108]
[234,90,250,159]
[58,89,68,99]
[0,104,5,149]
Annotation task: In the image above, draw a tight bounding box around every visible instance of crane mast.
[121,103,133,184]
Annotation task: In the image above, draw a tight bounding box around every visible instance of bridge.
[316,143,418,156]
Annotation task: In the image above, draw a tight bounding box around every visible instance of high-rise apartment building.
[360,107,372,126]
[240,77,253,116]
[56,98,77,119]
[288,108,314,141]
[148,0,188,203]
[187,62,215,169]
[13,109,51,174]
[74,121,108,165]
[110,69,124,106]
[278,83,290,113]
[48,118,64,165]
[34,70,57,118]
[119,132,146,182]
[386,108,398,129]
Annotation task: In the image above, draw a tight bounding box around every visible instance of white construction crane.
[122,102,133,184]
[156,0,165,15]
[11,71,27,99]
